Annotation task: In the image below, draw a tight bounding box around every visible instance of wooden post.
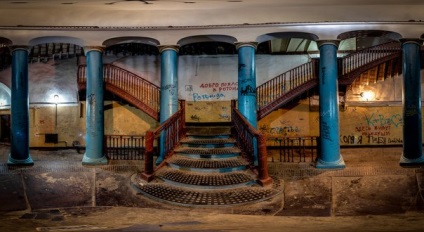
[141,131,155,182]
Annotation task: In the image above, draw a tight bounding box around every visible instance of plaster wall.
[0,54,424,147]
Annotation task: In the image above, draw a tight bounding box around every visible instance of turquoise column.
[400,38,424,166]
[156,45,179,165]
[236,42,258,165]
[236,42,258,128]
[8,46,33,166]
[82,46,107,165]
[316,40,345,169]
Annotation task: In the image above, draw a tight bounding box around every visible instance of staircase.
[77,63,160,120]
[256,41,403,120]
[132,124,281,207]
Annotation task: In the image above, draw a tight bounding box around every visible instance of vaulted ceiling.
[0,0,423,27]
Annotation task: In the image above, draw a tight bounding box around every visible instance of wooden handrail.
[77,63,161,120]
[231,100,272,186]
[338,41,402,85]
[256,60,317,110]
[141,100,186,182]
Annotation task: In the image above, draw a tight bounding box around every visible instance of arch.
[177,35,237,46]
[337,30,402,51]
[0,82,11,106]
[256,32,319,54]
[29,36,84,47]
[103,37,160,47]
[0,37,12,47]
[337,30,402,41]
[256,32,319,44]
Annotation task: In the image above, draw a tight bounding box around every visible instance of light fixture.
[54,94,59,103]
[360,91,374,101]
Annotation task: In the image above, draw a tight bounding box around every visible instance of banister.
[77,63,161,120]
[256,60,318,119]
[141,100,186,182]
[231,100,272,186]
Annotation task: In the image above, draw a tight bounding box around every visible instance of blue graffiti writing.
[192,93,225,102]
[365,113,403,128]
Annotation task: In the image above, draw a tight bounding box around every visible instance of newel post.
[257,133,272,186]
[141,131,155,182]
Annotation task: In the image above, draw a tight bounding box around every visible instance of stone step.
[186,134,231,139]
[186,125,232,137]
[180,137,236,148]
[174,146,241,159]
[156,168,256,189]
[132,175,279,207]
[167,156,248,173]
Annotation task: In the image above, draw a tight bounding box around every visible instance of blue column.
[316,40,345,169]
[8,46,33,166]
[156,45,179,165]
[236,42,258,166]
[82,46,107,165]
[236,42,258,128]
[400,39,424,166]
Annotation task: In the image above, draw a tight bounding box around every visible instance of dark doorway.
[0,114,10,143]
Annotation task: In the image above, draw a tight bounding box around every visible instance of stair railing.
[141,100,186,182]
[339,41,401,84]
[77,63,160,120]
[256,60,318,120]
[257,60,317,109]
[231,100,272,186]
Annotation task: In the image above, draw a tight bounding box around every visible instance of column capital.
[316,40,340,48]
[8,45,31,53]
[399,38,423,46]
[235,42,258,50]
[84,46,105,56]
[158,45,180,53]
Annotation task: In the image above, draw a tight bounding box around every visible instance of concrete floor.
[0,145,423,232]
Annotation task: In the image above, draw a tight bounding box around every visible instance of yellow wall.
[185,101,232,123]
[0,101,158,148]
[258,98,415,146]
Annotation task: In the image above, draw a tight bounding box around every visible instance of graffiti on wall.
[189,82,238,102]
[340,108,405,145]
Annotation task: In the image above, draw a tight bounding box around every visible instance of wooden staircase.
[132,124,281,207]
[256,41,403,120]
[77,63,160,120]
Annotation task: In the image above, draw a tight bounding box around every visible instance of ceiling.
[0,0,424,27]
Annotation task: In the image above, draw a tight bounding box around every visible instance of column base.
[7,154,34,166]
[399,154,424,167]
[82,154,108,165]
[155,156,164,166]
[316,156,345,169]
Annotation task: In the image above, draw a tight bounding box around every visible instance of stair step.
[180,137,236,148]
[174,146,241,158]
[167,156,248,172]
[186,134,231,139]
[186,126,232,137]
[156,168,256,189]
[133,181,278,206]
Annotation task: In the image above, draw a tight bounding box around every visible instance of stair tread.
[168,156,248,169]
[134,182,278,206]
[157,168,255,186]
[180,137,236,144]
[174,146,241,154]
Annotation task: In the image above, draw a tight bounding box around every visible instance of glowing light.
[53,94,59,104]
[360,91,374,101]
